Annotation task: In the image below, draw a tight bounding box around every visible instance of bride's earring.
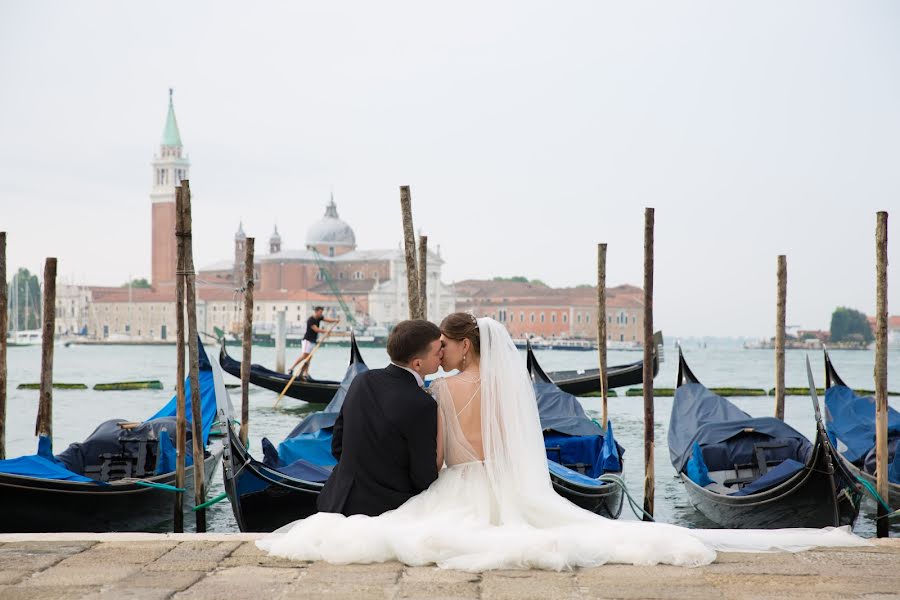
[462,353,467,370]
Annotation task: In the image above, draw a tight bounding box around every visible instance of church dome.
[306,198,356,249]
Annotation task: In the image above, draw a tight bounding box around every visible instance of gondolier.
[291,307,339,380]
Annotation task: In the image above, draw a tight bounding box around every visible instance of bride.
[257,313,866,571]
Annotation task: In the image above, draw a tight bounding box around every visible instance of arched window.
[520,312,525,322]
[540,313,545,323]
[562,313,568,323]
[551,313,557,323]
[530,313,535,323]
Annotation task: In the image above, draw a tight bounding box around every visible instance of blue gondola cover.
[669,383,811,474]
[824,385,900,465]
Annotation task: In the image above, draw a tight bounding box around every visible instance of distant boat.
[6,330,41,347]
[667,349,861,529]
[824,351,900,510]
[543,331,663,396]
[219,340,364,404]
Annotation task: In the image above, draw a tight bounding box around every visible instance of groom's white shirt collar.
[391,362,424,387]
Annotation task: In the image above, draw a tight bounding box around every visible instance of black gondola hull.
[549,361,646,396]
[549,469,624,519]
[679,433,860,529]
[219,346,342,404]
[222,427,322,533]
[0,441,223,533]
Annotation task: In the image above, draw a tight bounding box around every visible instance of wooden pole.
[274,311,285,373]
[400,186,421,320]
[0,232,7,459]
[642,208,655,521]
[774,255,786,421]
[173,186,186,533]
[597,243,608,432]
[418,235,428,321]
[35,257,56,439]
[875,211,888,538]
[181,180,207,532]
[240,238,254,447]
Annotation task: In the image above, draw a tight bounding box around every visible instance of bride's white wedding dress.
[257,318,867,571]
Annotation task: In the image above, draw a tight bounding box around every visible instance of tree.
[122,278,151,289]
[8,268,41,331]
[492,276,530,283]
[830,307,874,344]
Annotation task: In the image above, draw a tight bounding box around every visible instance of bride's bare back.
[434,376,484,464]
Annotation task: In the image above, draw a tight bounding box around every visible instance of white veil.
[478,317,559,524]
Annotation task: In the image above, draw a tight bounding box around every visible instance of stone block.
[0,585,99,599]
[22,565,140,587]
[0,570,30,584]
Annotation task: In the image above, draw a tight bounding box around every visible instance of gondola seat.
[730,459,805,496]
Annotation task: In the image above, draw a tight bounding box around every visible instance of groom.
[317,319,444,517]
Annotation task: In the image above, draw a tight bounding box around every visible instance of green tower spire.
[161,88,182,147]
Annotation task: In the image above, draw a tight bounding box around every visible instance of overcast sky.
[1,1,899,337]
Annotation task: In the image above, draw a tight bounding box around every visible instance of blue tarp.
[0,435,97,483]
[272,358,369,468]
[669,382,812,473]
[824,385,900,465]
[547,459,608,489]
[534,380,604,437]
[147,340,219,446]
[686,442,714,487]
[543,419,621,478]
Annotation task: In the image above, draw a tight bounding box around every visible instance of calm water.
[4,340,900,535]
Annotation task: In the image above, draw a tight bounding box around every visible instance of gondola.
[527,342,625,518]
[824,351,900,509]
[0,340,227,532]
[667,349,861,529]
[220,334,367,532]
[545,331,663,396]
[219,342,358,404]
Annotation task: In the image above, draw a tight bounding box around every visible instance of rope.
[853,474,894,514]
[597,474,656,521]
[134,480,186,493]
[193,492,228,511]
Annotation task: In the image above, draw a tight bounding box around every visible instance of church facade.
[63,92,455,341]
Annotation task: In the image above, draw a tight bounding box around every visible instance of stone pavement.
[0,534,898,599]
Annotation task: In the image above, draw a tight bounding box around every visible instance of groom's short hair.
[387,320,441,364]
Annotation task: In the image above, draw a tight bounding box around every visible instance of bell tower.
[151,89,190,290]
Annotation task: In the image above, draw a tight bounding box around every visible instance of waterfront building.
[454,280,644,343]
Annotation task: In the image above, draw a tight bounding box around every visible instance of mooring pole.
[400,186,421,320]
[642,208,655,521]
[775,255,786,420]
[173,186,187,533]
[418,235,428,321]
[181,180,207,532]
[0,232,7,460]
[875,211,889,538]
[597,243,608,432]
[35,258,57,441]
[241,238,255,448]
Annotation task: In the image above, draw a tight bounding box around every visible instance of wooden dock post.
[418,235,428,321]
[642,208,655,521]
[597,243,608,432]
[400,186,421,320]
[35,257,57,440]
[241,238,255,448]
[0,232,7,459]
[875,211,889,538]
[180,181,207,532]
[173,186,187,533]
[774,255,786,420]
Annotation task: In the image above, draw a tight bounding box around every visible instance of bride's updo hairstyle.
[440,312,481,356]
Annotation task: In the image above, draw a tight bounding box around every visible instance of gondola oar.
[273,321,340,408]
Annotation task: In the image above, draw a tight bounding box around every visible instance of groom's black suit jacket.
[317,364,439,517]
